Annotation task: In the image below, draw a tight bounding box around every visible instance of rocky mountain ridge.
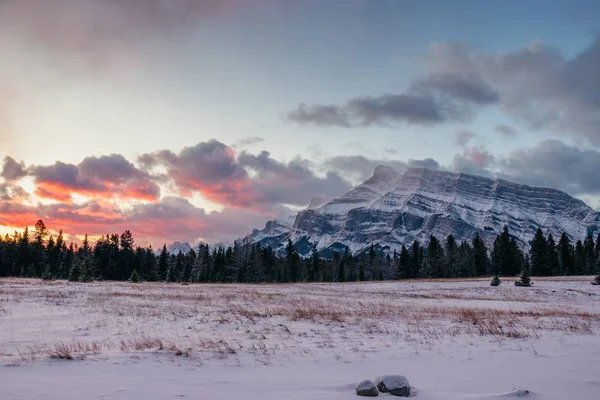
[242,166,600,257]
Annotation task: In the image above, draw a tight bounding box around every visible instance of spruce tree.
[130,269,141,283]
[583,233,596,275]
[472,233,488,276]
[398,245,411,279]
[529,228,548,276]
[157,244,169,281]
[490,275,501,286]
[309,244,320,282]
[68,258,81,282]
[515,257,532,287]
[546,234,560,276]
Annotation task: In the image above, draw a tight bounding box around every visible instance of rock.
[356,380,379,397]
[375,375,410,397]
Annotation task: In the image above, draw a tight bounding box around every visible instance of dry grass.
[1,277,599,365]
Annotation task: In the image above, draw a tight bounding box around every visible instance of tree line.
[0,220,599,283]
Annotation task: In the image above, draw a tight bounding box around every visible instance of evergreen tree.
[156,244,169,281]
[558,232,574,275]
[424,235,444,278]
[398,245,411,279]
[130,269,141,283]
[472,233,488,276]
[574,240,586,275]
[309,244,320,282]
[583,233,596,275]
[529,228,548,276]
[515,256,532,287]
[68,257,81,282]
[410,240,422,278]
[546,234,560,276]
[490,275,501,286]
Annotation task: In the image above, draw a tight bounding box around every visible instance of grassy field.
[1,277,600,399]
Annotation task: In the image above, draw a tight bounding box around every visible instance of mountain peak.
[243,168,599,257]
[372,165,399,179]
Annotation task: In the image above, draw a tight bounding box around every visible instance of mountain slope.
[244,167,600,256]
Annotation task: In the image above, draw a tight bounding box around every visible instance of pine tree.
[68,257,81,282]
[558,232,574,275]
[398,245,411,279]
[574,240,586,275]
[583,233,596,275]
[472,233,488,276]
[157,244,169,281]
[490,275,501,286]
[424,235,444,278]
[546,234,560,276]
[515,257,532,287]
[529,228,548,276]
[309,244,320,282]
[130,269,141,283]
[410,240,422,278]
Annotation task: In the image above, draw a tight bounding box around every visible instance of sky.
[1,0,600,246]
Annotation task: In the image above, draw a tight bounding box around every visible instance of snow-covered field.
[1,277,600,399]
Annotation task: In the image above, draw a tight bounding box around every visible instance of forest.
[0,220,599,283]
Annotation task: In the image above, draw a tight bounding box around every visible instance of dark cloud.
[238,151,353,207]
[428,36,600,144]
[287,103,352,128]
[412,73,499,105]
[1,156,27,181]
[78,154,145,182]
[139,140,352,210]
[0,183,29,202]
[28,156,160,202]
[288,73,499,128]
[496,140,600,196]
[495,124,517,138]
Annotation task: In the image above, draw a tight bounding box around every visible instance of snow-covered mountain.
[243,166,600,256]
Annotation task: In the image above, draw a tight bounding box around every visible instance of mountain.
[166,241,192,255]
[243,166,600,257]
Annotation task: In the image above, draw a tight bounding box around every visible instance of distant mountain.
[166,241,192,255]
[243,166,600,257]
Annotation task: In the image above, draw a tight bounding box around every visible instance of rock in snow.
[356,379,379,397]
[243,166,600,257]
[375,375,410,397]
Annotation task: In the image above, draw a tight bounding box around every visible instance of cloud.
[288,72,499,128]
[0,81,17,144]
[495,124,517,138]
[0,196,281,245]
[287,103,352,128]
[0,0,245,73]
[454,129,477,147]
[238,151,353,207]
[29,156,160,203]
[451,148,494,176]
[428,36,600,144]
[1,156,27,181]
[412,73,499,105]
[495,140,600,196]
[0,183,30,203]
[234,137,265,148]
[322,155,440,183]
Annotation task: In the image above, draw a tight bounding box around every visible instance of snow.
[1,277,600,399]
[248,167,600,256]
